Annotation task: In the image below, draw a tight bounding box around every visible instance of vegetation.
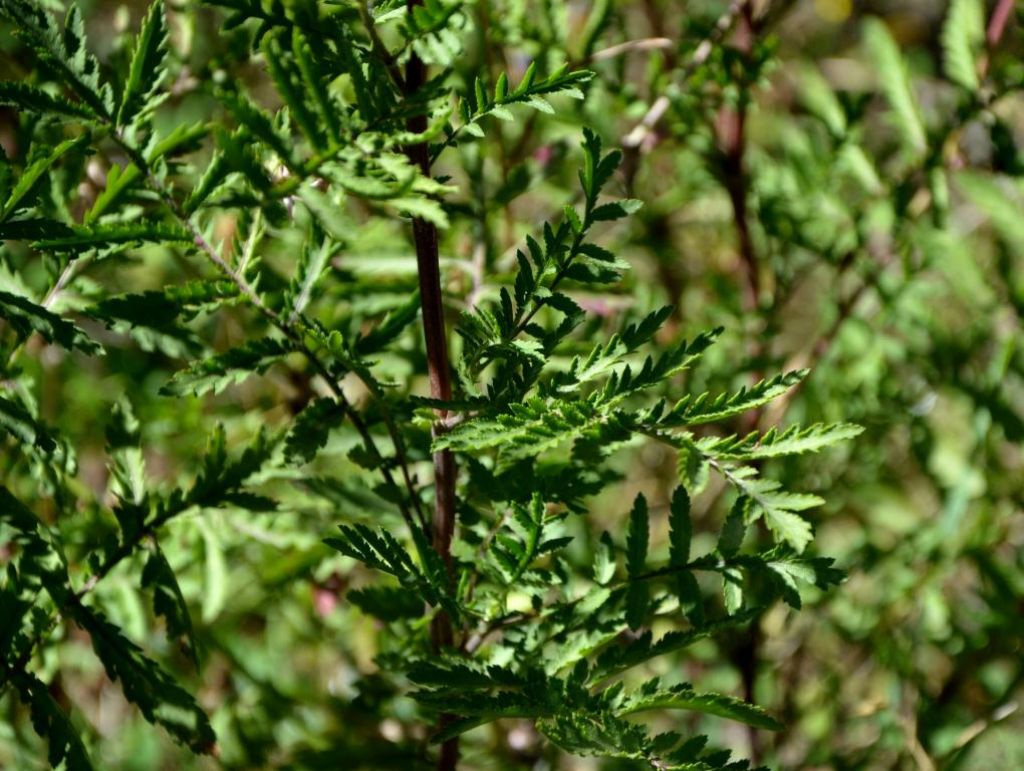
[0,0,1021,768]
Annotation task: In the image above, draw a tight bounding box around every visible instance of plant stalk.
[716,0,758,316]
[404,2,459,768]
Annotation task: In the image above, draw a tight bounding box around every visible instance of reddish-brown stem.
[979,0,1014,79]
[404,2,459,768]
[987,0,1014,48]
[621,0,745,187]
[717,5,765,763]
[716,0,759,316]
[404,6,455,588]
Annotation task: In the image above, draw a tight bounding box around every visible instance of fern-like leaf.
[0,289,103,354]
[71,607,215,752]
[116,0,168,125]
[10,672,94,771]
[161,338,293,396]
[0,80,96,119]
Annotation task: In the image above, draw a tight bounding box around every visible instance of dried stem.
[588,36,673,63]
[622,0,745,152]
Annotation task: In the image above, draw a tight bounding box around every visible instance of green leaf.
[219,88,298,171]
[2,135,89,220]
[72,606,215,752]
[0,80,95,119]
[941,0,984,91]
[618,683,783,731]
[84,163,142,224]
[593,531,616,585]
[161,338,293,396]
[458,65,594,136]
[355,291,421,355]
[700,422,864,460]
[262,31,324,151]
[589,612,756,683]
[145,121,209,162]
[434,396,605,460]
[589,199,642,222]
[667,370,807,426]
[676,439,710,494]
[722,470,822,552]
[718,496,747,557]
[32,223,194,251]
[957,172,1024,253]
[723,566,743,613]
[765,551,844,609]
[796,64,846,137]
[176,425,277,514]
[0,0,115,118]
[347,585,423,622]
[863,18,926,156]
[141,546,199,668]
[625,493,649,576]
[87,279,238,331]
[391,196,449,228]
[0,218,75,240]
[291,29,341,144]
[198,519,227,623]
[11,672,94,771]
[184,146,231,213]
[106,399,147,540]
[0,393,57,453]
[625,494,649,630]
[668,486,691,566]
[284,227,336,319]
[0,288,103,354]
[283,397,345,463]
[116,0,168,125]
[0,486,72,604]
[325,523,451,611]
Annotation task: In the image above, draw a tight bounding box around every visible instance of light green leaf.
[863,18,926,156]
[85,163,142,224]
[198,520,227,624]
[941,0,984,90]
[117,0,168,124]
[2,135,88,220]
[618,684,783,731]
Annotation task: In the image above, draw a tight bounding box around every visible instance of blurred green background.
[2,0,1023,769]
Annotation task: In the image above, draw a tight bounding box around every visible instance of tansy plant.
[0,0,865,768]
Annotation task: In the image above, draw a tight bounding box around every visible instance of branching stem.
[119,131,431,536]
